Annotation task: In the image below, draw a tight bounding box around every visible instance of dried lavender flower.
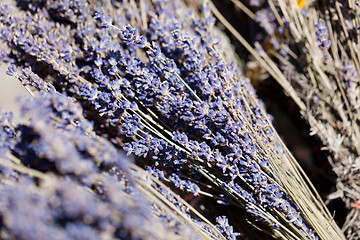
[216,0,360,239]
[0,0,346,239]
[0,90,221,240]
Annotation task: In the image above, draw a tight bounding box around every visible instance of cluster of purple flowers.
[0,0,333,239]
[0,175,179,240]
[84,2,316,239]
[0,89,223,240]
[343,62,360,112]
[315,19,331,51]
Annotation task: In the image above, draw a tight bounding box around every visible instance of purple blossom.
[121,25,147,48]
[255,10,276,35]
[94,11,111,28]
[250,0,265,7]
[6,64,17,76]
[170,173,200,196]
[215,216,240,240]
[315,19,331,51]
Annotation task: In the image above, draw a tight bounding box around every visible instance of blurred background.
[0,0,27,123]
[0,62,28,123]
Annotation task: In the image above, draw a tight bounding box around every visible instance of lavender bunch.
[252,1,360,238]
[0,90,224,240]
[213,0,360,238]
[0,0,344,239]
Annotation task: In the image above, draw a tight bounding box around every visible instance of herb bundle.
[0,0,345,239]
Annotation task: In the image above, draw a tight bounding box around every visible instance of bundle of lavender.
[213,0,360,238]
[0,92,223,240]
[0,0,344,239]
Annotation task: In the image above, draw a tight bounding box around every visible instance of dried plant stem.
[0,156,48,180]
[229,0,255,20]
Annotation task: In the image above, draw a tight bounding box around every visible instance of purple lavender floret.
[315,19,331,51]
[121,25,147,48]
[343,62,360,110]
[250,0,265,7]
[255,10,276,35]
[216,216,241,240]
[94,11,111,28]
[6,64,17,76]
